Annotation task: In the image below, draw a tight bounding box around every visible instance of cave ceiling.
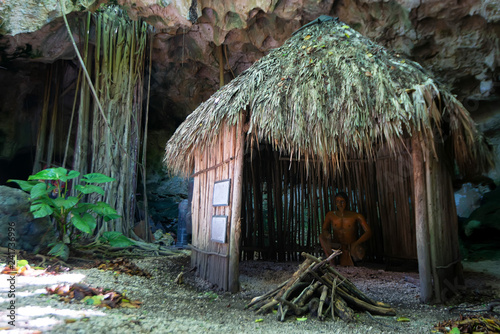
[0,0,499,132]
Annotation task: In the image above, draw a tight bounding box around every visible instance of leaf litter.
[46,283,142,309]
[93,257,152,278]
[434,314,500,333]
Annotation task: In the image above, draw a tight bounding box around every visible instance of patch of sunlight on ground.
[0,273,86,291]
[1,305,106,330]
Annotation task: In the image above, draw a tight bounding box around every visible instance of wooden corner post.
[412,135,433,302]
[228,114,245,293]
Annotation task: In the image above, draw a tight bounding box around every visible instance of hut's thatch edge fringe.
[164,18,492,177]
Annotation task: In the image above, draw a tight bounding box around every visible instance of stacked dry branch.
[246,251,396,322]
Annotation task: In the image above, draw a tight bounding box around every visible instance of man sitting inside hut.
[319,192,372,266]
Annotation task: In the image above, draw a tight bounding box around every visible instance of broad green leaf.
[100,231,135,247]
[30,202,53,218]
[90,295,104,305]
[30,182,50,199]
[103,213,121,222]
[71,213,96,234]
[75,184,105,196]
[109,237,134,248]
[82,295,104,305]
[296,317,307,321]
[450,327,460,334]
[7,179,37,192]
[100,231,122,241]
[47,242,69,261]
[32,197,55,205]
[53,196,79,210]
[81,173,115,184]
[71,203,93,214]
[92,202,118,215]
[29,167,68,181]
[17,260,29,267]
[66,170,80,180]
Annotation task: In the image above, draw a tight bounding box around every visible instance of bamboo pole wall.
[332,156,383,261]
[191,119,239,290]
[193,133,460,297]
[425,145,464,302]
[375,144,416,261]
[240,144,417,264]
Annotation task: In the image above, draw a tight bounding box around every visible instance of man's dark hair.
[334,191,349,209]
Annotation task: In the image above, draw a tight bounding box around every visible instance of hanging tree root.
[74,240,183,259]
[245,251,396,322]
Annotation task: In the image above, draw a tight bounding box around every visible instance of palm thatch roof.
[164,17,491,176]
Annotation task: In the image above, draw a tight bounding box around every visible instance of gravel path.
[1,252,499,333]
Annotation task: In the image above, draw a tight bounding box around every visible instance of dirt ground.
[1,252,499,333]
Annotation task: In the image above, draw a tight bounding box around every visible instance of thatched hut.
[164,17,491,302]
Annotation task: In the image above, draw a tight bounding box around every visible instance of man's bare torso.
[325,210,361,245]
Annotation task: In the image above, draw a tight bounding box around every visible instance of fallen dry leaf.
[46,283,141,309]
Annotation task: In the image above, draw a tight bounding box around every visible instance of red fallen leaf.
[1,268,16,275]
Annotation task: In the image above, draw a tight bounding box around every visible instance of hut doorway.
[240,143,417,267]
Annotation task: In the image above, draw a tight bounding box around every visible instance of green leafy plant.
[99,231,135,248]
[9,167,121,260]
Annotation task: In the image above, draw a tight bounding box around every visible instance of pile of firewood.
[245,251,396,322]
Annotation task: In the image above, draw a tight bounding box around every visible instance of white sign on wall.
[213,179,231,206]
[211,215,228,243]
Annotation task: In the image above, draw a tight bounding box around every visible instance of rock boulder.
[0,185,55,253]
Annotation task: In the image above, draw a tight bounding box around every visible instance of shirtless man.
[319,192,372,266]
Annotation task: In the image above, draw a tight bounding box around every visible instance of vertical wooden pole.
[217,45,224,87]
[267,148,275,260]
[412,136,433,303]
[228,114,245,293]
[426,150,442,303]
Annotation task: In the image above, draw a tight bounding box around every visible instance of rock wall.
[2,0,498,109]
[0,186,55,253]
